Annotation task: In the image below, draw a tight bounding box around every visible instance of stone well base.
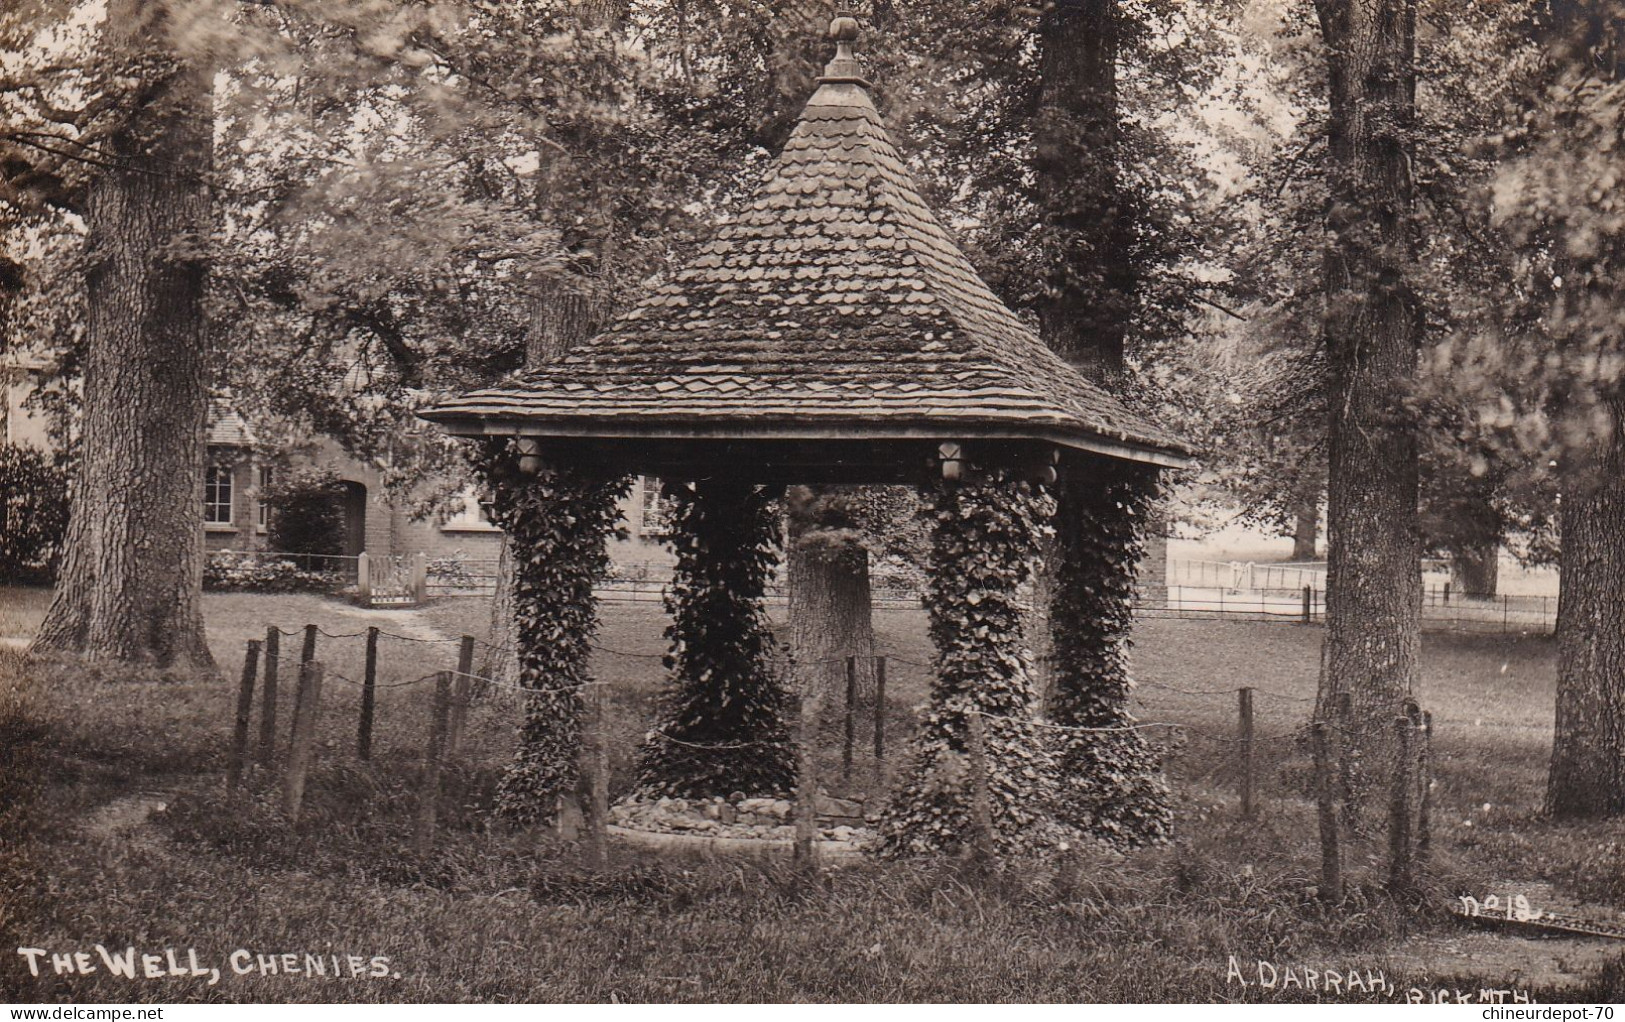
[607,826,865,860]
[606,793,872,859]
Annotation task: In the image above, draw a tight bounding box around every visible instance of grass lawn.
[2,586,1621,1003]
[0,585,51,643]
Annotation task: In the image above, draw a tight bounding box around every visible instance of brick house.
[2,367,669,570]
[201,397,672,569]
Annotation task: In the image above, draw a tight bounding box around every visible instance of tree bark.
[1448,539,1499,598]
[1291,478,1321,561]
[31,8,217,680]
[1314,0,1421,805]
[1542,0,1625,820]
[1548,398,1625,819]
[478,537,518,683]
[785,486,876,702]
[1034,0,1134,384]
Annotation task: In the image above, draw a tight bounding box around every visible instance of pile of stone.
[608,791,872,846]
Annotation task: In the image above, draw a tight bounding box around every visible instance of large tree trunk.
[1543,1,1625,820]
[1431,470,1501,596]
[1033,0,1133,384]
[482,0,626,685]
[1547,402,1625,818]
[1314,0,1421,806]
[1448,539,1499,598]
[1031,0,1168,832]
[1291,477,1321,561]
[31,10,216,680]
[785,486,876,702]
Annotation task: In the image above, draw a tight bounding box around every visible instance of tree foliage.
[476,442,629,825]
[876,473,1059,857]
[263,468,346,555]
[1191,0,1547,559]
[634,478,796,800]
[1049,463,1172,846]
[0,442,69,583]
[1478,0,1625,819]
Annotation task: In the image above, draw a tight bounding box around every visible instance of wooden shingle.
[421,33,1189,474]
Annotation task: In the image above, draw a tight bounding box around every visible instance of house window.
[204,466,234,525]
[257,465,273,529]
[638,476,674,537]
[441,487,500,532]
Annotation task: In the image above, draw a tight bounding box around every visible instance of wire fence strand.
[253,625,1386,745]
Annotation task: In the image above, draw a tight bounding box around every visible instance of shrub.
[426,554,477,589]
[203,551,346,593]
[0,443,69,584]
[265,469,348,555]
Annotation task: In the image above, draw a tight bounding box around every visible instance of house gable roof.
[421,24,1189,469]
[207,394,256,448]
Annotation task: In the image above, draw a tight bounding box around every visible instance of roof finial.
[819,8,870,86]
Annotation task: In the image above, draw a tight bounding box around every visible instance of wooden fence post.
[1313,720,1342,905]
[447,634,476,755]
[1238,687,1255,817]
[965,709,995,865]
[793,691,821,870]
[842,655,857,786]
[416,672,451,857]
[579,684,610,870]
[258,627,280,767]
[411,551,428,605]
[357,551,371,603]
[228,640,260,792]
[283,661,323,823]
[358,626,379,760]
[873,656,887,788]
[1389,715,1416,891]
[292,624,318,728]
[1302,586,1313,624]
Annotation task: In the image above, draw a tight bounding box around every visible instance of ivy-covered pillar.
[476,441,630,825]
[876,471,1058,857]
[634,477,795,797]
[1048,461,1173,846]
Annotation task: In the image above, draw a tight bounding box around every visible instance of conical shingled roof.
[421,23,1188,470]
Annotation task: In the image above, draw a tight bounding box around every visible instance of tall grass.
[2,594,1623,1003]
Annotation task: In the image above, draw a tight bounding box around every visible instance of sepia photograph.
[2,0,1624,1008]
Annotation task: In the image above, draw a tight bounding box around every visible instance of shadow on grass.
[6,624,1625,1002]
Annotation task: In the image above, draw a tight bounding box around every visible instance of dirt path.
[302,604,452,642]
[1389,929,1621,993]
[1392,880,1625,992]
[79,786,183,850]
